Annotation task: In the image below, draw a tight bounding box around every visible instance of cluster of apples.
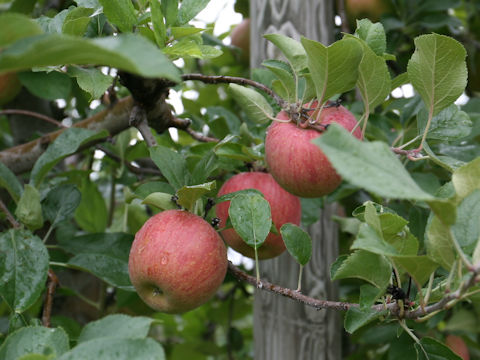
[128,103,361,313]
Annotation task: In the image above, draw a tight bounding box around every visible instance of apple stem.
[399,320,421,345]
[296,265,304,292]
[255,247,260,285]
[361,108,370,138]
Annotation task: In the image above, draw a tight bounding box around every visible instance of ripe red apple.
[344,0,392,25]
[265,104,362,198]
[0,72,21,106]
[128,210,228,314]
[216,171,301,259]
[446,335,470,360]
[230,18,250,63]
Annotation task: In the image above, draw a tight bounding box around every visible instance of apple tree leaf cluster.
[0,0,479,358]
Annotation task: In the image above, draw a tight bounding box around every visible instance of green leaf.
[58,338,165,360]
[352,223,399,256]
[134,182,174,199]
[0,326,69,360]
[332,250,391,289]
[391,255,438,286]
[312,124,434,200]
[228,84,273,124]
[359,284,383,309]
[214,142,261,162]
[74,178,108,233]
[346,35,391,111]
[57,233,134,290]
[78,314,154,343]
[19,71,72,100]
[176,181,216,212]
[142,192,178,210]
[425,215,455,270]
[170,26,204,39]
[191,151,218,184]
[452,189,480,253]
[43,184,81,227]
[0,161,23,203]
[229,194,272,249]
[37,10,69,34]
[177,0,209,25]
[452,157,480,200]
[264,34,307,73]
[0,34,181,81]
[262,59,296,102]
[407,34,467,116]
[150,0,166,47]
[162,0,179,27]
[0,12,43,48]
[391,72,409,91]
[280,223,312,266]
[417,105,472,141]
[0,229,49,312]
[216,188,263,203]
[62,7,94,36]
[415,337,463,360]
[149,145,191,190]
[67,66,112,100]
[354,19,386,56]
[98,0,137,32]
[300,37,363,105]
[30,128,107,187]
[15,184,43,230]
[344,307,387,334]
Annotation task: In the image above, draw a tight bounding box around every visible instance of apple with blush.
[0,72,21,106]
[216,171,301,259]
[230,18,250,63]
[128,210,228,314]
[265,102,362,198]
[445,335,469,360]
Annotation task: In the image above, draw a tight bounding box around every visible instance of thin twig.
[228,262,356,311]
[0,198,20,228]
[42,269,59,327]
[0,109,67,128]
[184,127,219,142]
[96,145,162,176]
[169,116,219,142]
[228,261,480,320]
[182,74,287,109]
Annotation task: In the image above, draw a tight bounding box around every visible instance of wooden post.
[250,1,341,359]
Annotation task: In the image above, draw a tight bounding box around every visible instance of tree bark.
[250,1,341,359]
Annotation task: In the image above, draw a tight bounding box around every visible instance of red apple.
[230,18,250,63]
[446,335,470,360]
[265,104,362,198]
[0,72,21,106]
[216,172,301,259]
[344,0,392,25]
[128,210,228,314]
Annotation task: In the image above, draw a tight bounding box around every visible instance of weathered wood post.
[250,1,341,359]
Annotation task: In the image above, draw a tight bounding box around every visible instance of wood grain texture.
[251,1,340,359]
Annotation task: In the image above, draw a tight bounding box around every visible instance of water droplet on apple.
[161,255,168,264]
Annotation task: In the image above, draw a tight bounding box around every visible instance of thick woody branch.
[0,97,135,174]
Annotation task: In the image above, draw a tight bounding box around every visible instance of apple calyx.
[280,99,341,133]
